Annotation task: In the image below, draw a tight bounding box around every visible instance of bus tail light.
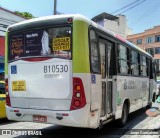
[68,18,73,23]
[70,77,86,110]
[5,78,11,107]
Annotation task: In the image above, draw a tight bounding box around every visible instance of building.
[0,7,27,56]
[127,25,160,77]
[0,7,27,37]
[0,37,5,56]
[0,56,4,80]
[92,12,133,38]
[0,7,27,78]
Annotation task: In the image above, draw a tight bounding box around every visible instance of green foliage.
[15,11,34,18]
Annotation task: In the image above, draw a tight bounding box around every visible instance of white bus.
[5,14,156,129]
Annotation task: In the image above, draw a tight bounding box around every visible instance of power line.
[97,0,146,37]
[111,0,142,14]
[117,0,147,15]
[130,0,160,27]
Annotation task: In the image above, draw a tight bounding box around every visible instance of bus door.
[99,39,113,117]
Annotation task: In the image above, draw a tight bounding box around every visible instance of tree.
[15,11,34,19]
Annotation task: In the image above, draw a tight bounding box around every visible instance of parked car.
[0,81,6,118]
[156,80,160,98]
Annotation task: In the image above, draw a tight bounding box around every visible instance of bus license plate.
[33,115,47,123]
[12,81,26,91]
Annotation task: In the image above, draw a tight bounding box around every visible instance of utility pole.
[54,0,57,15]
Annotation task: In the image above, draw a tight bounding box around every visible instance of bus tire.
[119,103,128,127]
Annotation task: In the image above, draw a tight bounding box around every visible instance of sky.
[0,0,160,34]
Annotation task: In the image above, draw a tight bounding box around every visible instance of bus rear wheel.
[119,104,128,127]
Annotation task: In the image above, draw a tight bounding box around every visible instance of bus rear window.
[8,26,72,61]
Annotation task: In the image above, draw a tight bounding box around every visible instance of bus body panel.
[90,75,102,111]
[72,20,90,73]
[150,79,157,99]
[8,58,72,110]
[114,75,149,119]
[6,105,100,129]
[6,73,100,128]
[6,104,97,128]
[5,32,8,75]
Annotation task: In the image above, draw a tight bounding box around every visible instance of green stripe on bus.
[72,20,90,73]
[5,32,8,75]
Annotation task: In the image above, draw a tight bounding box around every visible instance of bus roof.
[8,14,91,29]
[90,20,152,57]
[8,14,152,57]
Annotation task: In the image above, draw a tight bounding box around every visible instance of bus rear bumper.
[6,104,98,128]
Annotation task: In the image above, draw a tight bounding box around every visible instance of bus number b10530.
[44,65,68,73]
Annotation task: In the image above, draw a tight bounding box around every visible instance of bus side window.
[89,30,100,73]
[138,53,141,76]
[150,63,157,80]
[141,56,147,77]
[99,42,106,79]
[118,44,130,74]
[131,50,139,76]
[153,64,157,81]
[147,58,150,77]
[155,59,160,76]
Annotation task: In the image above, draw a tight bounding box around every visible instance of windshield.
[0,83,5,94]
[8,26,72,61]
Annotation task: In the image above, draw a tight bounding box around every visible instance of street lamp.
[53,0,64,15]
[54,0,57,15]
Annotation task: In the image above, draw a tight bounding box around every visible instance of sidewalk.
[133,102,160,129]
[122,101,160,138]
